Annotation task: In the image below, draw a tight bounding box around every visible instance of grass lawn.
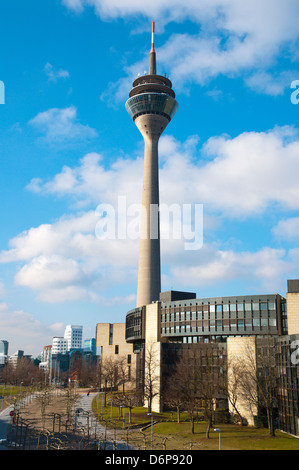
[148,421,299,450]
[92,393,299,451]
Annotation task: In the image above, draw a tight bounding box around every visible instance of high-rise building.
[0,340,8,368]
[64,325,83,351]
[126,22,178,308]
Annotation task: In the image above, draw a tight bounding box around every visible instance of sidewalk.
[0,404,14,450]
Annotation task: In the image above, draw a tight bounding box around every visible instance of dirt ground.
[17,389,86,433]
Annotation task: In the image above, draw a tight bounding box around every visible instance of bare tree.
[143,341,161,413]
[238,338,277,436]
[164,344,226,436]
[226,358,247,425]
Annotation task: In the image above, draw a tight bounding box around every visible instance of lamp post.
[148,413,153,450]
[214,428,221,450]
[121,405,125,439]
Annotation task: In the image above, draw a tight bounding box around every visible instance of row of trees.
[0,339,279,437]
[0,357,46,386]
[163,339,278,437]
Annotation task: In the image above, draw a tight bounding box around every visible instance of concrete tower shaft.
[126,22,178,308]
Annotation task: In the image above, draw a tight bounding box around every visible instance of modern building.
[52,337,68,355]
[0,340,8,368]
[64,325,83,351]
[84,338,96,355]
[96,24,299,436]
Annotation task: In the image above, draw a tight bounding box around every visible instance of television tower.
[126,22,178,308]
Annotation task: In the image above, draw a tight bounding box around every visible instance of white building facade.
[64,325,83,351]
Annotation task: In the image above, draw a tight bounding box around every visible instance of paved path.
[0,404,14,450]
[74,392,130,450]
[0,392,132,450]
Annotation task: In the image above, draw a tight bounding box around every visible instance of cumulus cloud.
[63,0,299,97]
[167,245,293,293]
[272,217,299,241]
[0,125,297,301]
[26,126,299,217]
[28,106,98,143]
[44,63,70,82]
[0,210,139,303]
[0,303,66,356]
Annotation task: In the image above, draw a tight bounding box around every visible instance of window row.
[161,317,277,334]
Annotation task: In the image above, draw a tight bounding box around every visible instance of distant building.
[84,338,96,355]
[0,340,9,368]
[64,325,83,351]
[52,337,68,355]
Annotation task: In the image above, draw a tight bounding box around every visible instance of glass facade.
[126,93,178,121]
[160,294,282,342]
[125,307,144,342]
[275,335,299,436]
[126,294,284,345]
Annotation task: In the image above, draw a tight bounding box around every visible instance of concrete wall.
[286,292,299,335]
[227,336,258,426]
[96,323,136,388]
[144,302,162,412]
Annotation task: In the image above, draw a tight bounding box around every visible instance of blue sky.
[0,0,299,356]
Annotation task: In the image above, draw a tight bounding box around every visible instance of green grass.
[92,393,299,450]
[149,421,299,450]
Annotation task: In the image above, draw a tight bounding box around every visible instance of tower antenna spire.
[151,21,155,52]
[149,21,156,75]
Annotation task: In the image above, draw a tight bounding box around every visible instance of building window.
[115,345,119,354]
[109,324,113,345]
[127,354,131,364]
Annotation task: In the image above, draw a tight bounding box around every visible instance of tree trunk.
[177,407,180,424]
[190,415,194,434]
[267,409,275,437]
[206,418,211,439]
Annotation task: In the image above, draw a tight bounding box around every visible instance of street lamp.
[214,428,221,450]
[148,413,153,450]
[121,405,125,439]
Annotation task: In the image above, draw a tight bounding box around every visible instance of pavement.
[74,392,129,449]
[0,391,132,450]
[0,404,14,450]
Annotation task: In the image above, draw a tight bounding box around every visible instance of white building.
[52,337,68,355]
[64,325,83,351]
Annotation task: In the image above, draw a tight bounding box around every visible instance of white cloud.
[0,304,66,356]
[26,125,299,217]
[4,125,299,302]
[165,244,294,294]
[64,0,299,97]
[28,106,97,143]
[272,217,299,241]
[44,63,70,82]
[245,70,296,96]
[0,210,138,303]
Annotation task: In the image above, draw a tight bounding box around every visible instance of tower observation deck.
[126,22,178,308]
